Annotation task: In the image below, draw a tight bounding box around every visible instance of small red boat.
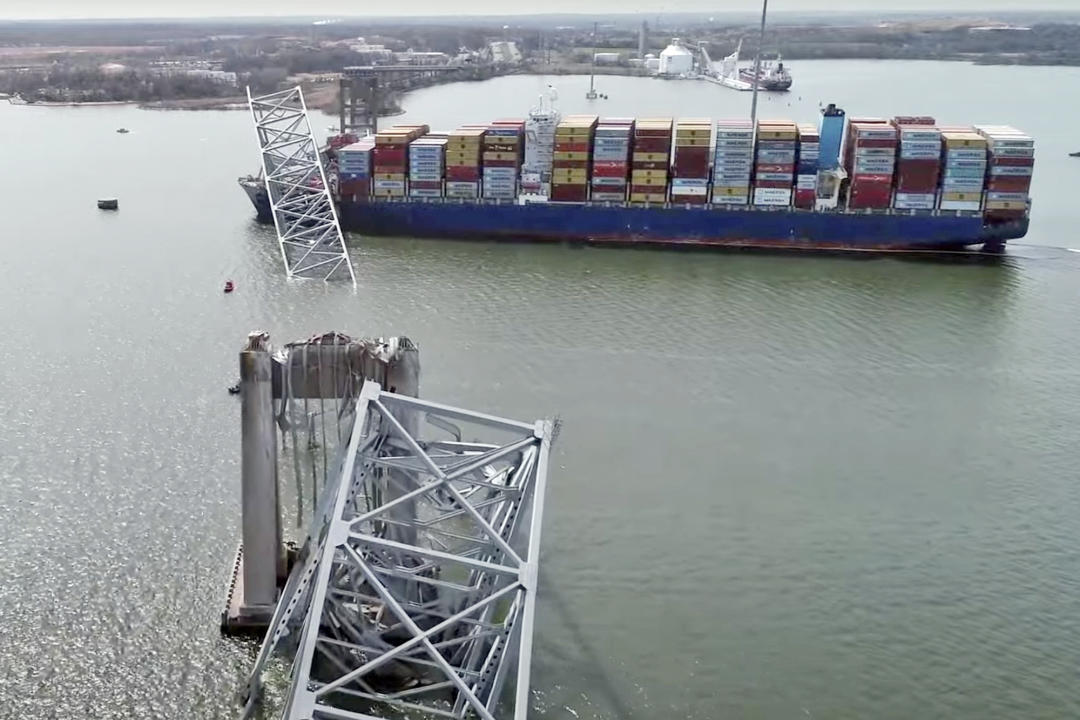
[224,280,235,293]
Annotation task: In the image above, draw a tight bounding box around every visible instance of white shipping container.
[712,194,750,205]
[409,188,443,198]
[893,193,936,209]
[939,200,982,211]
[990,165,1033,176]
[753,188,792,205]
[989,146,1035,157]
[374,180,406,190]
[590,191,626,201]
[796,175,816,190]
[670,186,708,197]
[987,191,1028,201]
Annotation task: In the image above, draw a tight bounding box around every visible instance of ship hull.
[337,199,1024,252]
[242,184,1025,252]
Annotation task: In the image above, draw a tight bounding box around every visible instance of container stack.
[337,138,374,202]
[445,127,485,199]
[846,122,898,209]
[795,124,820,209]
[483,119,524,200]
[670,118,711,205]
[711,119,754,205]
[938,129,987,211]
[630,118,672,204]
[373,125,427,198]
[753,120,797,207]
[890,117,941,210]
[551,115,597,202]
[590,118,633,202]
[408,136,446,199]
[975,125,1034,220]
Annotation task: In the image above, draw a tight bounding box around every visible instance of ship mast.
[749,0,768,129]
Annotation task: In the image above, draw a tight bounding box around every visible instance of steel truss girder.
[247,86,356,283]
[242,382,555,720]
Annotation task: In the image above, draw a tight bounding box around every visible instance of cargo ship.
[739,56,793,92]
[240,104,1034,253]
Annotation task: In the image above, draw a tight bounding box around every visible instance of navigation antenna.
[749,0,769,131]
[247,86,356,284]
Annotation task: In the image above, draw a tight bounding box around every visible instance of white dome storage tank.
[658,39,693,75]
[644,56,661,72]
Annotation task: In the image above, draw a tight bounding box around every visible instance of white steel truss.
[242,382,556,720]
[248,86,356,283]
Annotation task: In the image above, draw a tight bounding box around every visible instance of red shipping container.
[754,179,793,189]
[550,186,589,202]
[552,160,589,169]
[991,156,1035,167]
[592,162,628,177]
[755,163,796,174]
[554,141,591,152]
[849,187,892,208]
[986,177,1032,192]
[852,173,893,184]
[671,163,710,178]
[632,160,667,170]
[892,116,936,126]
[374,148,407,163]
[674,146,710,159]
[446,166,480,181]
[635,127,672,138]
[985,209,1026,221]
[374,165,406,174]
[669,195,708,206]
[630,184,667,194]
[794,189,816,208]
[633,138,671,153]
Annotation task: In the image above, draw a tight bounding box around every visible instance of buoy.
[227,383,241,395]
[224,280,235,293]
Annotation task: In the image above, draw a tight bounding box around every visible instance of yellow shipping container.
[552,173,588,183]
[675,137,710,147]
[942,132,987,148]
[632,152,669,162]
[374,172,406,181]
[373,188,405,197]
[482,152,519,162]
[553,151,590,161]
[712,185,750,196]
[629,193,667,203]
[631,169,668,179]
[942,191,981,202]
[630,175,667,187]
[757,130,797,140]
[446,144,481,154]
[375,133,411,145]
[985,200,1025,210]
[675,128,711,139]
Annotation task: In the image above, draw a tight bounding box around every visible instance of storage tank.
[644,56,660,72]
[658,40,694,76]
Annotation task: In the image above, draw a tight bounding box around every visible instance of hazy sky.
[1,0,1073,19]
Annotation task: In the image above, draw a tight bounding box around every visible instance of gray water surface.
[1,60,1080,719]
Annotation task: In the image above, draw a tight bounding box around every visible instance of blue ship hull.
[245,187,1026,252]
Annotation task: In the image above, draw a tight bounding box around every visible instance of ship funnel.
[818,103,846,171]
